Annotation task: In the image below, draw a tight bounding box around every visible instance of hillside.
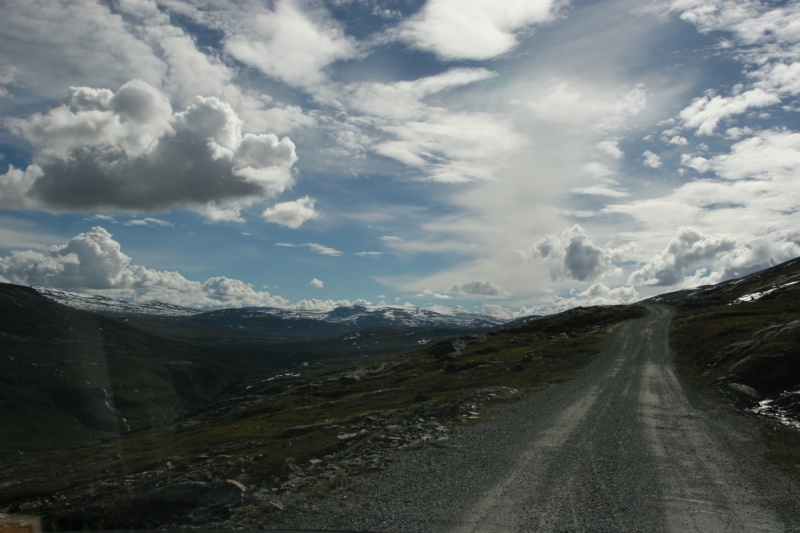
[0,283,268,456]
[663,257,800,476]
[0,301,644,530]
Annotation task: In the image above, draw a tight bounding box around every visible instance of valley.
[1,258,799,531]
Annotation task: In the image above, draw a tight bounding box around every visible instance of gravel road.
[266,305,800,532]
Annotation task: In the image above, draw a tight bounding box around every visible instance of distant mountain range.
[34,287,511,331]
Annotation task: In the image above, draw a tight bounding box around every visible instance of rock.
[269,501,285,511]
[308,458,324,466]
[197,480,246,508]
[339,374,360,385]
[729,382,761,400]
[281,441,292,448]
[337,432,359,442]
[280,458,302,476]
[513,363,525,372]
[315,441,342,457]
[414,393,431,402]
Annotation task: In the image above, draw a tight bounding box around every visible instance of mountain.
[0,283,273,457]
[34,286,200,317]
[241,303,507,330]
[34,287,509,335]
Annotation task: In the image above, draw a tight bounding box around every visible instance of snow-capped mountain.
[240,303,507,329]
[34,287,200,317]
[33,287,508,330]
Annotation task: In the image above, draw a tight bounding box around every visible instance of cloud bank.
[519,225,629,282]
[1,80,297,217]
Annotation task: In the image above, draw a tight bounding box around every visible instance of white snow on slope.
[34,287,201,317]
[34,287,510,328]
[733,281,799,304]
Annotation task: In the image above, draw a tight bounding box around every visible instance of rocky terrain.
[0,302,642,530]
[666,256,800,477]
[2,257,799,531]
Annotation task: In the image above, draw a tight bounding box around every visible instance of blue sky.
[1,0,799,317]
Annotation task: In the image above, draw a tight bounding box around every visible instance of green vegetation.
[0,303,644,528]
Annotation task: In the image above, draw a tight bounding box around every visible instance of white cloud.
[448,280,507,296]
[628,225,800,287]
[518,225,630,282]
[262,196,319,228]
[679,89,780,135]
[642,150,662,169]
[397,0,562,60]
[309,278,324,288]
[327,68,528,184]
[628,227,738,286]
[1,80,297,216]
[666,135,689,145]
[525,82,648,132]
[571,186,629,198]
[355,251,382,257]
[86,214,117,223]
[275,242,342,256]
[597,140,623,159]
[124,217,173,227]
[0,226,289,308]
[576,283,638,305]
[708,130,800,181]
[215,0,358,89]
[415,289,452,299]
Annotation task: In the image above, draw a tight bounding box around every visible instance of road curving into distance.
[269,305,800,532]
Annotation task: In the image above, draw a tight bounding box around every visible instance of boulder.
[728,382,761,400]
[197,479,246,508]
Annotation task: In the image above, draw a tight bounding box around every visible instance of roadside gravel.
[261,305,800,532]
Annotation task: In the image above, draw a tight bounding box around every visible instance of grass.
[0,304,646,528]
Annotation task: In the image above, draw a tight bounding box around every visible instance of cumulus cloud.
[0,226,289,309]
[397,0,562,60]
[679,89,780,135]
[666,135,688,145]
[518,225,630,282]
[0,80,297,216]
[576,283,638,305]
[597,140,623,159]
[481,303,532,320]
[275,242,342,256]
[628,227,738,286]
[415,289,452,299]
[448,280,507,296]
[355,251,382,257]
[309,278,324,288]
[642,150,662,169]
[219,0,358,89]
[262,196,319,228]
[629,225,800,287]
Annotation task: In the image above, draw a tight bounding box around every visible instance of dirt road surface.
[268,305,800,532]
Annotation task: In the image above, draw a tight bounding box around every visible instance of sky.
[1,0,799,318]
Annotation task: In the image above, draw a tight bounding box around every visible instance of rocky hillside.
[0,304,643,530]
[667,256,800,476]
